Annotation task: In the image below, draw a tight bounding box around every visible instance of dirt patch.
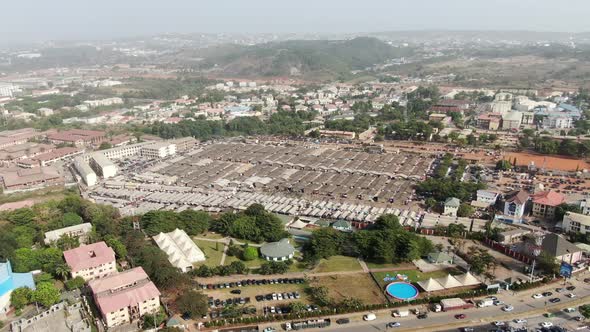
[309,273,387,305]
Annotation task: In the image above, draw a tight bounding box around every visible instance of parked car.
[549,298,561,303]
[417,313,428,319]
[540,322,553,328]
[364,313,377,321]
[567,286,576,291]
[513,318,527,324]
[336,318,350,325]
[564,307,576,313]
[566,293,576,298]
[455,314,466,319]
[493,322,505,326]
[532,293,543,299]
[231,289,242,294]
[542,292,553,297]
[502,305,514,312]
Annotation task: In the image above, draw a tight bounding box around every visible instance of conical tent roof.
[455,272,481,286]
[435,274,463,289]
[417,278,444,292]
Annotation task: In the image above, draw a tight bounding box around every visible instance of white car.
[502,305,514,312]
[567,293,576,298]
[493,300,504,306]
[514,318,527,324]
[364,313,377,321]
[263,328,276,332]
[532,293,543,299]
[564,307,576,313]
[540,322,553,328]
[493,321,505,326]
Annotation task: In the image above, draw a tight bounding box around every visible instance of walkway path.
[358,258,369,273]
[219,243,228,266]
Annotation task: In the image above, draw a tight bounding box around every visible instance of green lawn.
[198,232,226,240]
[372,268,460,288]
[365,261,399,270]
[312,255,363,273]
[193,239,225,267]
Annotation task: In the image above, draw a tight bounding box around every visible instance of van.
[363,313,377,321]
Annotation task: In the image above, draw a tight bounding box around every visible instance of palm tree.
[55,263,71,281]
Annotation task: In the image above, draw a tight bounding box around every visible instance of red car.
[455,314,466,319]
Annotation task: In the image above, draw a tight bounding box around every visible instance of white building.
[562,212,590,234]
[476,190,499,207]
[44,223,93,245]
[63,241,117,281]
[443,197,460,217]
[89,153,117,179]
[152,228,205,272]
[83,97,123,108]
[141,142,176,159]
[580,198,590,216]
[74,157,97,187]
[100,142,149,160]
[542,114,573,129]
[0,83,20,97]
[502,111,522,130]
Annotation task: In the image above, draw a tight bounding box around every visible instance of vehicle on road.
[431,304,442,312]
[477,298,494,307]
[336,318,350,325]
[540,322,553,328]
[502,305,514,312]
[493,300,504,306]
[363,313,376,321]
[392,310,409,317]
[461,328,474,332]
[513,318,527,324]
[417,313,428,319]
[386,322,401,328]
[549,297,561,303]
[263,328,276,332]
[532,293,543,299]
[493,321,505,326]
[455,314,466,319]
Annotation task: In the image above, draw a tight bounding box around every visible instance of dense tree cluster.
[148,110,316,140]
[303,215,433,265]
[519,131,590,158]
[140,210,211,236]
[210,204,288,243]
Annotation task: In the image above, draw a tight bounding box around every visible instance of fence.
[483,238,533,264]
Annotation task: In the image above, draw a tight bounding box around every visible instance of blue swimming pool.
[385,282,419,300]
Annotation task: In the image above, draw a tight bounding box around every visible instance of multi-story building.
[89,153,117,179]
[476,190,499,207]
[74,156,97,187]
[47,129,106,147]
[89,267,160,328]
[17,147,83,168]
[477,113,502,130]
[501,190,530,223]
[83,97,123,108]
[501,111,522,130]
[531,190,566,220]
[580,198,590,216]
[140,142,177,159]
[170,137,197,153]
[0,83,20,97]
[63,242,117,281]
[44,223,93,245]
[443,197,460,217]
[541,113,574,129]
[562,211,590,234]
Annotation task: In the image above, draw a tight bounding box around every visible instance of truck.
[477,298,494,308]
[392,310,410,318]
[431,304,442,312]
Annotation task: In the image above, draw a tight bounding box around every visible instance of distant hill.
[195,37,413,80]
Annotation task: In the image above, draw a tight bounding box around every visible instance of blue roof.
[0,261,35,297]
[558,103,580,113]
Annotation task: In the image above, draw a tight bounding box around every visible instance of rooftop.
[63,241,115,273]
[531,190,565,207]
[542,233,581,257]
[260,238,295,259]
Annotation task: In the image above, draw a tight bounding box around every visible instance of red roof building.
[531,190,566,220]
[89,267,161,327]
[63,241,117,281]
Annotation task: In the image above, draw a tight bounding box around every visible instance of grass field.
[365,261,399,270]
[312,256,363,273]
[371,268,461,288]
[193,239,225,267]
[310,273,387,305]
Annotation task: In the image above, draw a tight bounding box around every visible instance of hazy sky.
[4,0,590,42]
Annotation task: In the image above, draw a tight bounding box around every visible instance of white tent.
[454,272,481,286]
[153,228,205,272]
[417,278,444,292]
[435,274,463,289]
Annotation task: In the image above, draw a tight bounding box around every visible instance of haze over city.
[4,0,590,42]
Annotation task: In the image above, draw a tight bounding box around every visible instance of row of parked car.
[208,297,251,307]
[201,278,306,290]
[209,306,256,319]
[263,304,320,316]
[255,292,301,302]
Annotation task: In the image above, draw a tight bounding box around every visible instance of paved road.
[259,276,590,332]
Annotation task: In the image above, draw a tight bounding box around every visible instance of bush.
[259,261,289,275]
[65,276,85,290]
[242,247,259,261]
